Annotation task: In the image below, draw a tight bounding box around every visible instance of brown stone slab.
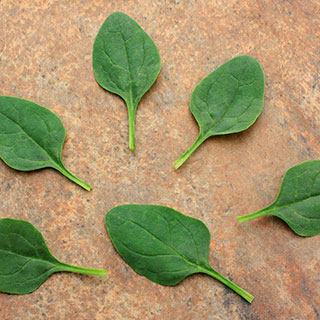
[0,0,319,319]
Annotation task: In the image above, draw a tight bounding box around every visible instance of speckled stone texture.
[0,0,319,319]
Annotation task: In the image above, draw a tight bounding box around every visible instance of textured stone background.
[0,0,319,319]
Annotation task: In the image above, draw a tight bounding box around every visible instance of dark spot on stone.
[311,302,320,319]
[223,296,231,309]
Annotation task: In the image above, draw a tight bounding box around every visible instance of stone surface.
[0,0,319,319]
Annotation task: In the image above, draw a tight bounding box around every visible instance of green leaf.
[174,55,264,169]
[105,204,254,303]
[93,12,161,150]
[238,160,320,236]
[0,96,92,191]
[0,218,107,294]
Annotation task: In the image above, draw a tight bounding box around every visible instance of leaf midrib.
[0,258,57,290]
[119,28,134,109]
[262,193,320,219]
[0,248,58,269]
[114,215,204,270]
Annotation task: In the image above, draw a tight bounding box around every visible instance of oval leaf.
[174,55,264,168]
[0,218,106,294]
[93,12,161,150]
[105,204,254,303]
[0,96,91,190]
[238,160,320,236]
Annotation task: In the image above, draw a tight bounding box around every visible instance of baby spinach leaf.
[174,55,264,169]
[238,160,320,237]
[0,96,91,191]
[93,12,161,150]
[0,218,107,294]
[105,204,254,303]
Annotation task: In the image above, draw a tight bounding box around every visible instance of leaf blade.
[105,205,202,285]
[0,96,64,169]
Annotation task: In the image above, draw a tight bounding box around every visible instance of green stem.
[58,263,107,277]
[127,102,136,150]
[173,134,208,169]
[200,266,254,303]
[237,209,270,223]
[56,164,92,191]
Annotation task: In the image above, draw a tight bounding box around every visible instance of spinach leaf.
[174,55,264,169]
[238,160,320,237]
[105,204,254,303]
[0,96,91,191]
[93,12,161,150]
[0,218,107,294]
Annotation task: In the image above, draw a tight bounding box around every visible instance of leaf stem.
[127,102,136,150]
[173,134,208,169]
[200,266,254,303]
[55,165,92,191]
[237,209,270,223]
[58,264,107,277]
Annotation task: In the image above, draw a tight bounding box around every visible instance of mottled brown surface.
[0,0,319,319]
